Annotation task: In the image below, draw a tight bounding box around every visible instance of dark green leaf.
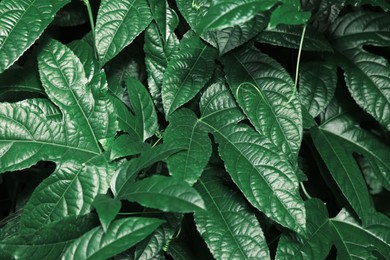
[95,0,152,66]
[269,0,311,28]
[61,217,164,260]
[93,194,121,232]
[118,175,206,212]
[0,0,70,73]
[110,134,151,161]
[194,169,270,259]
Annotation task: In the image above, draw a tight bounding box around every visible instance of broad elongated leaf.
[0,0,70,73]
[175,0,210,34]
[164,109,211,185]
[95,0,152,66]
[195,0,275,34]
[329,11,390,130]
[162,31,218,117]
[199,83,306,235]
[118,175,206,212]
[93,195,121,232]
[110,95,139,139]
[299,60,337,117]
[257,25,333,52]
[194,169,270,259]
[0,215,97,260]
[61,217,164,260]
[276,199,332,260]
[109,134,150,161]
[223,46,302,162]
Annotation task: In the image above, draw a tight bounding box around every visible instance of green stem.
[300,182,312,200]
[287,24,307,104]
[83,0,98,60]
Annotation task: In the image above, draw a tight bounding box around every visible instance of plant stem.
[300,182,312,200]
[287,24,307,103]
[83,0,98,60]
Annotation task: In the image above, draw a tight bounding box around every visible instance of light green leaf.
[95,0,152,66]
[269,0,311,28]
[109,134,151,161]
[276,199,332,260]
[0,0,70,73]
[162,31,218,117]
[118,175,206,212]
[194,168,270,259]
[299,60,337,118]
[223,46,302,162]
[196,0,275,34]
[199,83,306,235]
[93,194,121,233]
[0,215,97,260]
[164,109,211,185]
[127,78,158,141]
[61,217,164,260]
[329,11,390,130]
[257,25,333,52]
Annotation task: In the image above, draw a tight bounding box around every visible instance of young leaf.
[61,217,164,260]
[329,11,390,130]
[223,46,303,162]
[162,31,218,117]
[93,194,121,233]
[164,108,212,185]
[194,169,270,259]
[0,215,97,260]
[0,0,70,73]
[118,175,206,213]
[95,0,152,66]
[199,83,306,235]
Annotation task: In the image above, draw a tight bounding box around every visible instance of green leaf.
[162,31,218,117]
[52,1,86,27]
[269,0,311,28]
[93,194,121,233]
[109,134,151,161]
[61,217,164,260]
[196,0,276,34]
[175,0,209,34]
[203,13,268,55]
[257,24,333,52]
[276,199,332,260]
[330,210,390,259]
[95,0,152,66]
[199,83,306,235]
[329,11,390,130]
[0,215,97,260]
[223,46,303,162]
[194,168,270,259]
[113,143,184,196]
[164,109,212,185]
[127,78,158,141]
[118,175,206,213]
[0,0,70,73]
[148,0,179,43]
[299,60,337,118]
[110,95,140,139]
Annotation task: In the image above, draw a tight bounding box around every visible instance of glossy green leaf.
[162,31,218,117]
[110,95,140,139]
[61,217,164,260]
[194,169,270,259]
[127,78,158,141]
[196,0,275,34]
[0,0,70,73]
[0,215,97,260]
[223,46,303,162]
[203,13,268,55]
[329,11,390,130]
[164,109,211,185]
[299,60,337,118]
[330,210,390,259]
[276,199,332,260]
[93,195,121,232]
[118,175,206,212]
[269,0,311,28]
[175,0,209,34]
[257,24,333,52]
[109,134,151,161]
[95,0,152,66]
[199,83,306,235]
[113,143,184,196]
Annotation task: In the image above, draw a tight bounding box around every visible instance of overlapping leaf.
[0,0,70,73]
[329,11,390,130]
[95,0,152,66]
[61,217,164,260]
[269,0,311,28]
[194,169,270,259]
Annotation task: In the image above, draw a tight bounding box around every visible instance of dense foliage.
[0,0,389,259]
